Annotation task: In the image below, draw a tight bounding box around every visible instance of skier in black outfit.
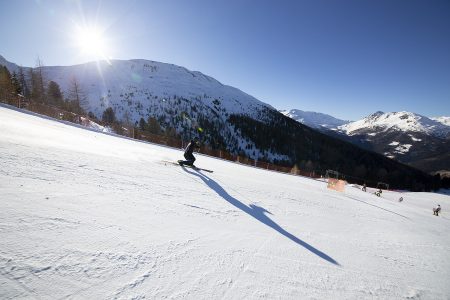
[362,183,367,192]
[179,139,200,166]
[433,204,441,216]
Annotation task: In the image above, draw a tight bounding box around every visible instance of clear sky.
[1,0,449,120]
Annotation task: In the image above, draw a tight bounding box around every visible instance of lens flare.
[73,24,110,63]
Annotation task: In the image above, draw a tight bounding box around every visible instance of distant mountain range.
[282,109,450,173]
[432,116,450,127]
[279,109,349,129]
[0,55,440,189]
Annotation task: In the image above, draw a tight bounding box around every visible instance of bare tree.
[30,57,46,103]
[67,76,87,114]
[123,110,132,127]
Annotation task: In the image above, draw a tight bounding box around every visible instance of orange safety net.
[327,178,346,192]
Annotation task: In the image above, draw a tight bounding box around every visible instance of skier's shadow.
[181,166,340,266]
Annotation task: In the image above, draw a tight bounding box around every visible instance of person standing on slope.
[179,138,200,166]
[433,204,441,216]
[362,183,367,192]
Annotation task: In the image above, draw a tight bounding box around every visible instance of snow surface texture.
[80,116,111,133]
[1,106,450,299]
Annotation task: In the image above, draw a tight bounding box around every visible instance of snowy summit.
[280,109,350,130]
[0,55,271,121]
[432,116,450,127]
[339,111,450,138]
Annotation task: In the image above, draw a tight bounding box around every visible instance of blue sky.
[0,0,449,120]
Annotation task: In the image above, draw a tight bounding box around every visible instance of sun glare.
[74,25,109,62]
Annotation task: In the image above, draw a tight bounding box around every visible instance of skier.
[375,188,382,197]
[433,204,441,216]
[179,138,200,166]
[362,183,367,192]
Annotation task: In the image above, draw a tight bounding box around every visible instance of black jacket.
[184,140,199,155]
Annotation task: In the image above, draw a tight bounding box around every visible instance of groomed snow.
[1,106,450,299]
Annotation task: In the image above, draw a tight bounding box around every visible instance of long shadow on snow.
[181,166,340,266]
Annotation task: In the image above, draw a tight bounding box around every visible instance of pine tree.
[47,81,64,107]
[0,66,14,104]
[17,67,30,98]
[88,111,97,121]
[139,118,147,131]
[147,116,161,134]
[102,107,116,124]
[11,72,21,95]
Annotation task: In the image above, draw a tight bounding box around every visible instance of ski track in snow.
[1,106,450,299]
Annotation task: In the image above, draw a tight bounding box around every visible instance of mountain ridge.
[0,54,440,189]
[280,109,350,129]
[284,108,450,173]
[338,111,450,139]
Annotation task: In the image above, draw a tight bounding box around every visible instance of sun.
[74,25,109,62]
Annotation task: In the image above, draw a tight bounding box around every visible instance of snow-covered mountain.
[339,111,450,139]
[433,116,450,127]
[336,111,450,172]
[62,60,270,117]
[280,109,350,130]
[0,54,278,160]
[0,55,440,183]
[0,55,270,120]
[1,105,450,299]
[284,109,450,173]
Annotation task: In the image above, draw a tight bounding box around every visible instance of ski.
[161,160,214,173]
[177,160,214,173]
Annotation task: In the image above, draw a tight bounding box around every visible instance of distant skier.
[433,204,441,216]
[375,188,382,197]
[362,183,367,192]
[179,138,200,166]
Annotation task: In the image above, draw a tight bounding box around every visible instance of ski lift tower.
[377,182,389,190]
[325,170,340,180]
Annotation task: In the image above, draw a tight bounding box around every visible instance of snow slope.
[280,109,349,130]
[0,54,282,161]
[0,55,270,121]
[1,106,450,299]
